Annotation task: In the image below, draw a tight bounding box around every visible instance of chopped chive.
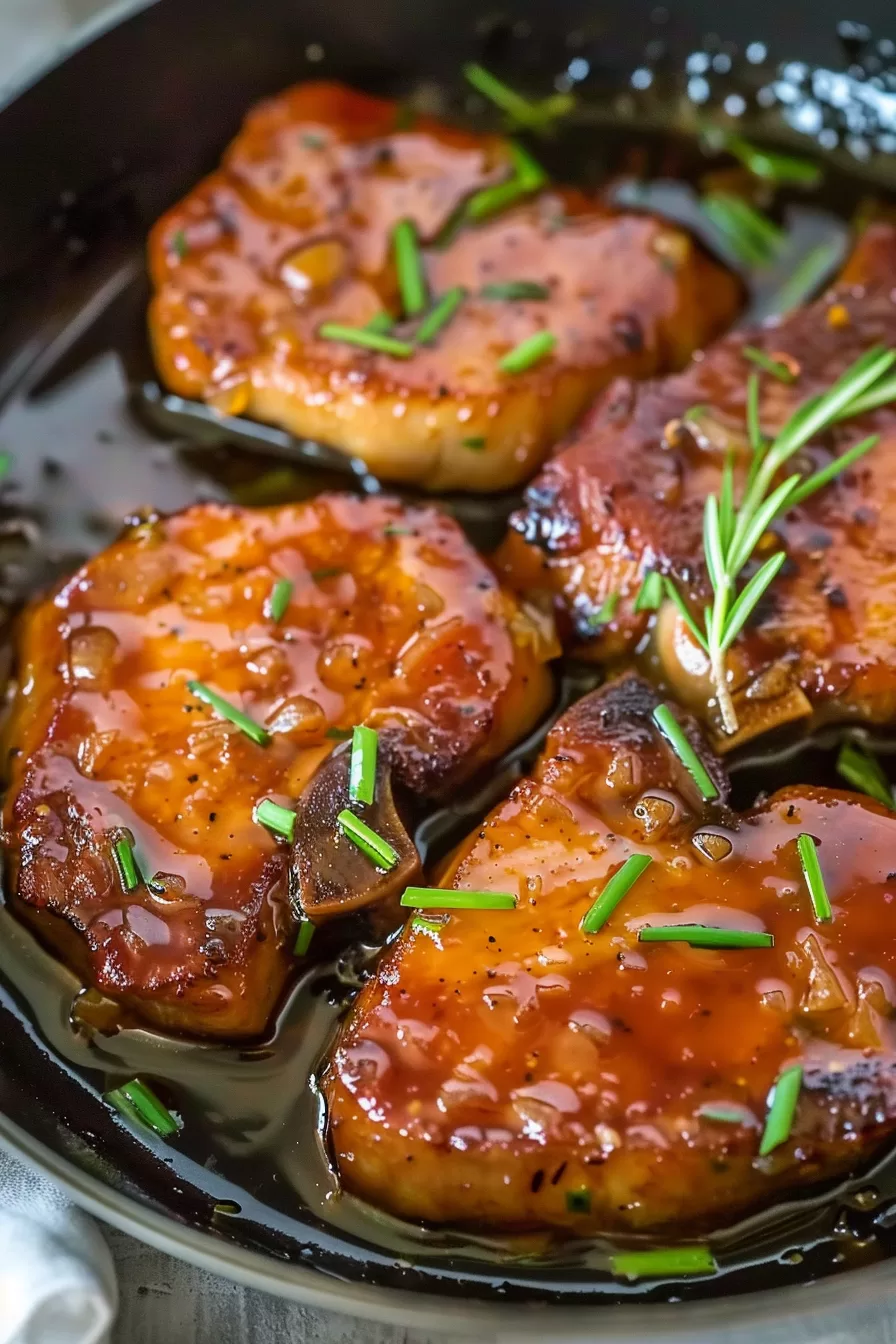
[412,914,447,935]
[337,809,398,870]
[212,1201,241,1216]
[498,330,556,375]
[294,917,315,956]
[301,131,326,150]
[466,178,533,222]
[701,192,784,268]
[267,577,294,623]
[480,280,550,301]
[582,853,652,934]
[317,322,414,358]
[415,285,466,344]
[743,346,797,383]
[797,833,832,922]
[114,837,141,892]
[610,1247,716,1279]
[0,452,11,481]
[759,1064,803,1156]
[401,886,517,910]
[171,229,188,260]
[462,436,487,450]
[585,592,618,631]
[638,925,773,948]
[349,724,378,805]
[463,62,542,124]
[384,523,413,536]
[509,141,548,190]
[392,218,427,317]
[634,570,664,613]
[698,1103,749,1124]
[106,1078,180,1137]
[837,740,894,809]
[310,566,345,581]
[721,133,823,187]
[254,798,296,841]
[325,726,353,740]
[565,1187,592,1214]
[187,681,270,746]
[652,704,719,801]
[364,311,395,334]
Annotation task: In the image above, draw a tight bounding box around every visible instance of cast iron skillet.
[3,0,896,1336]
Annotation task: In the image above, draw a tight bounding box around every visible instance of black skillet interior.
[5,0,896,1312]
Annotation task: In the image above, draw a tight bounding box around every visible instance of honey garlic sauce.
[2,495,552,1038]
[147,81,740,492]
[325,676,896,1234]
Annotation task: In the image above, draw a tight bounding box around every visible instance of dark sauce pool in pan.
[4,44,896,1308]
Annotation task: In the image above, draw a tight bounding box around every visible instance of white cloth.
[0,1148,117,1344]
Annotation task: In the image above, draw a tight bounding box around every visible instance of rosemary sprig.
[666,346,896,734]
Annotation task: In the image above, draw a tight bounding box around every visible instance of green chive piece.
[0,452,11,481]
[764,239,843,316]
[701,193,784,268]
[392,218,428,317]
[383,523,413,536]
[114,837,141,892]
[634,571,664,613]
[466,178,532,222]
[411,914,447,935]
[721,133,823,186]
[652,704,719,801]
[349,724,378,806]
[415,285,466,344]
[254,798,296,841]
[267,577,293,624]
[582,854,652,935]
[337,809,398,869]
[638,925,773,948]
[759,1064,803,1156]
[462,436,487,450]
[462,63,574,129]
[401,887,517,911]
[585,593,618,631]
[310,566,345,582]
[743,346,797,383]
[187,681,270,746]
[294,917,315,956]
[698,1103,749,1124]
[171,229,188,260]
[797,833,832,922]
[317,322,414,358]
[480,280,551,301]
[499,330,557,375]
[106,1078,180,1137]
[565,1187,592,1214]
[364,310,395,334]
[837,741,894,809]
[610,1247,717,1279]
[325,726,353,740]
[509,141,548,190]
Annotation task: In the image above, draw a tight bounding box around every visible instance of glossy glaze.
[499,225,896,749]
[325,674,896,1233]
[2,496,552,1036]
[147,81,740,492]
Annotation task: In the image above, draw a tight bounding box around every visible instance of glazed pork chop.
[2,496,552,1038]
[498,225,896,750]
[325,674,896,1234]
[147,81,740,492]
